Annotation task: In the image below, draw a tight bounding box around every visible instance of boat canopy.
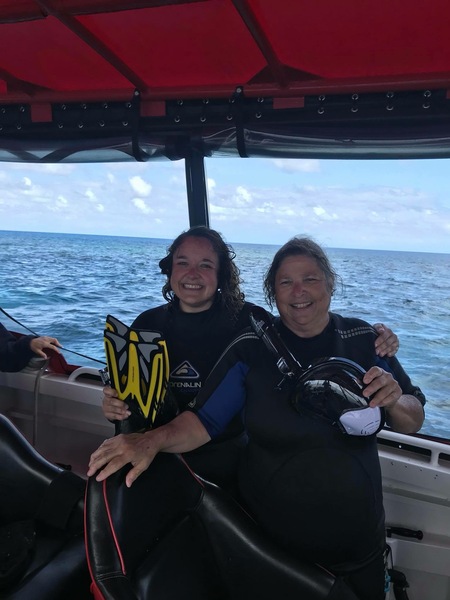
[1,0,450,163]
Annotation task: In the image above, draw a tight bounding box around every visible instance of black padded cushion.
[85,453,358,600]
[0,414,90,600]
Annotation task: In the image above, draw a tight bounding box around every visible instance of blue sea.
[1,230,449,440]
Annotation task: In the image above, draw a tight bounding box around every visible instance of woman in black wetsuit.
[101,227,254,490]
[90,235,422,599]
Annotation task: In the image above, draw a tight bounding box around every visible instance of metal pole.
[185,149,210,227]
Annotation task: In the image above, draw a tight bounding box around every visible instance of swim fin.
[104,315,169,434]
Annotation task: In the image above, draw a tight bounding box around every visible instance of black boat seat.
[0,414,91,600]
[85,453,359,600]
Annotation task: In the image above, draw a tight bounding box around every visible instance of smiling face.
[170,236,219,313]
[274,254,332,337]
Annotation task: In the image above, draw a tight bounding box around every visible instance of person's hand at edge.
[29,336,61,358]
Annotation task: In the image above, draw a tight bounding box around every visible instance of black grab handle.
[386,526,423,540]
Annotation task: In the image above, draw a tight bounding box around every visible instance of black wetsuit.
[0,323,36,372]
[191,313,426,599]
[132,296,254,490]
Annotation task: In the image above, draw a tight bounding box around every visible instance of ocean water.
[1,230,449,440]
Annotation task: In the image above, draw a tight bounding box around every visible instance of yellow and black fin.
[104,315,169,434]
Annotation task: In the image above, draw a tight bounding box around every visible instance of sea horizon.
[1,229,449,440]
[1,228,449,257]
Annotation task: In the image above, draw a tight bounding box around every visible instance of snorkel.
[249,306,302,388]
[249,306,384,436]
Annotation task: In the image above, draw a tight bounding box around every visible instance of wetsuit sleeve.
[0,324,36,372]
[194,361,249,438]
[332,314,426,407]
[188,331,256,438]
[382,355,426,406]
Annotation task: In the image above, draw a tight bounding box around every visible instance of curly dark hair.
[263,236,340,309]
[159,226,244,318]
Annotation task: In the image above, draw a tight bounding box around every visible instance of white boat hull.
[1,366,449,599]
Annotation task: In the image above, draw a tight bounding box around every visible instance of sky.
[1,156,450,253]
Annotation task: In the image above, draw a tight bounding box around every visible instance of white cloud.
[130,175,152,197]
[209,184,254,214]
[1,158,450,252]
[209,204,227,214]
[233,186,252,207]
[55,195,69,209]
[85,189,97,202]
[132,198,152,214]
[313,206,326,216]
[256,202,275,213]
[312,205,338,220]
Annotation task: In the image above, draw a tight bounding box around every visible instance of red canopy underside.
[0,0,450,161]
[1,0,449,102]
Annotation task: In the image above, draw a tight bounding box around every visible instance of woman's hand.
[102,385,131,421]
[363,366,425,434]
[87,432,157,486]
[363,366,401,409]
[87,412,210,487]
[373,323,399,357]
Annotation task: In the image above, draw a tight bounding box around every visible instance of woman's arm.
[0,323,61,372]
[89,330,254,487]
[373,323,399,357]
[384,394,425,434]
[0,324,35,372]
[87,411,210,487]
